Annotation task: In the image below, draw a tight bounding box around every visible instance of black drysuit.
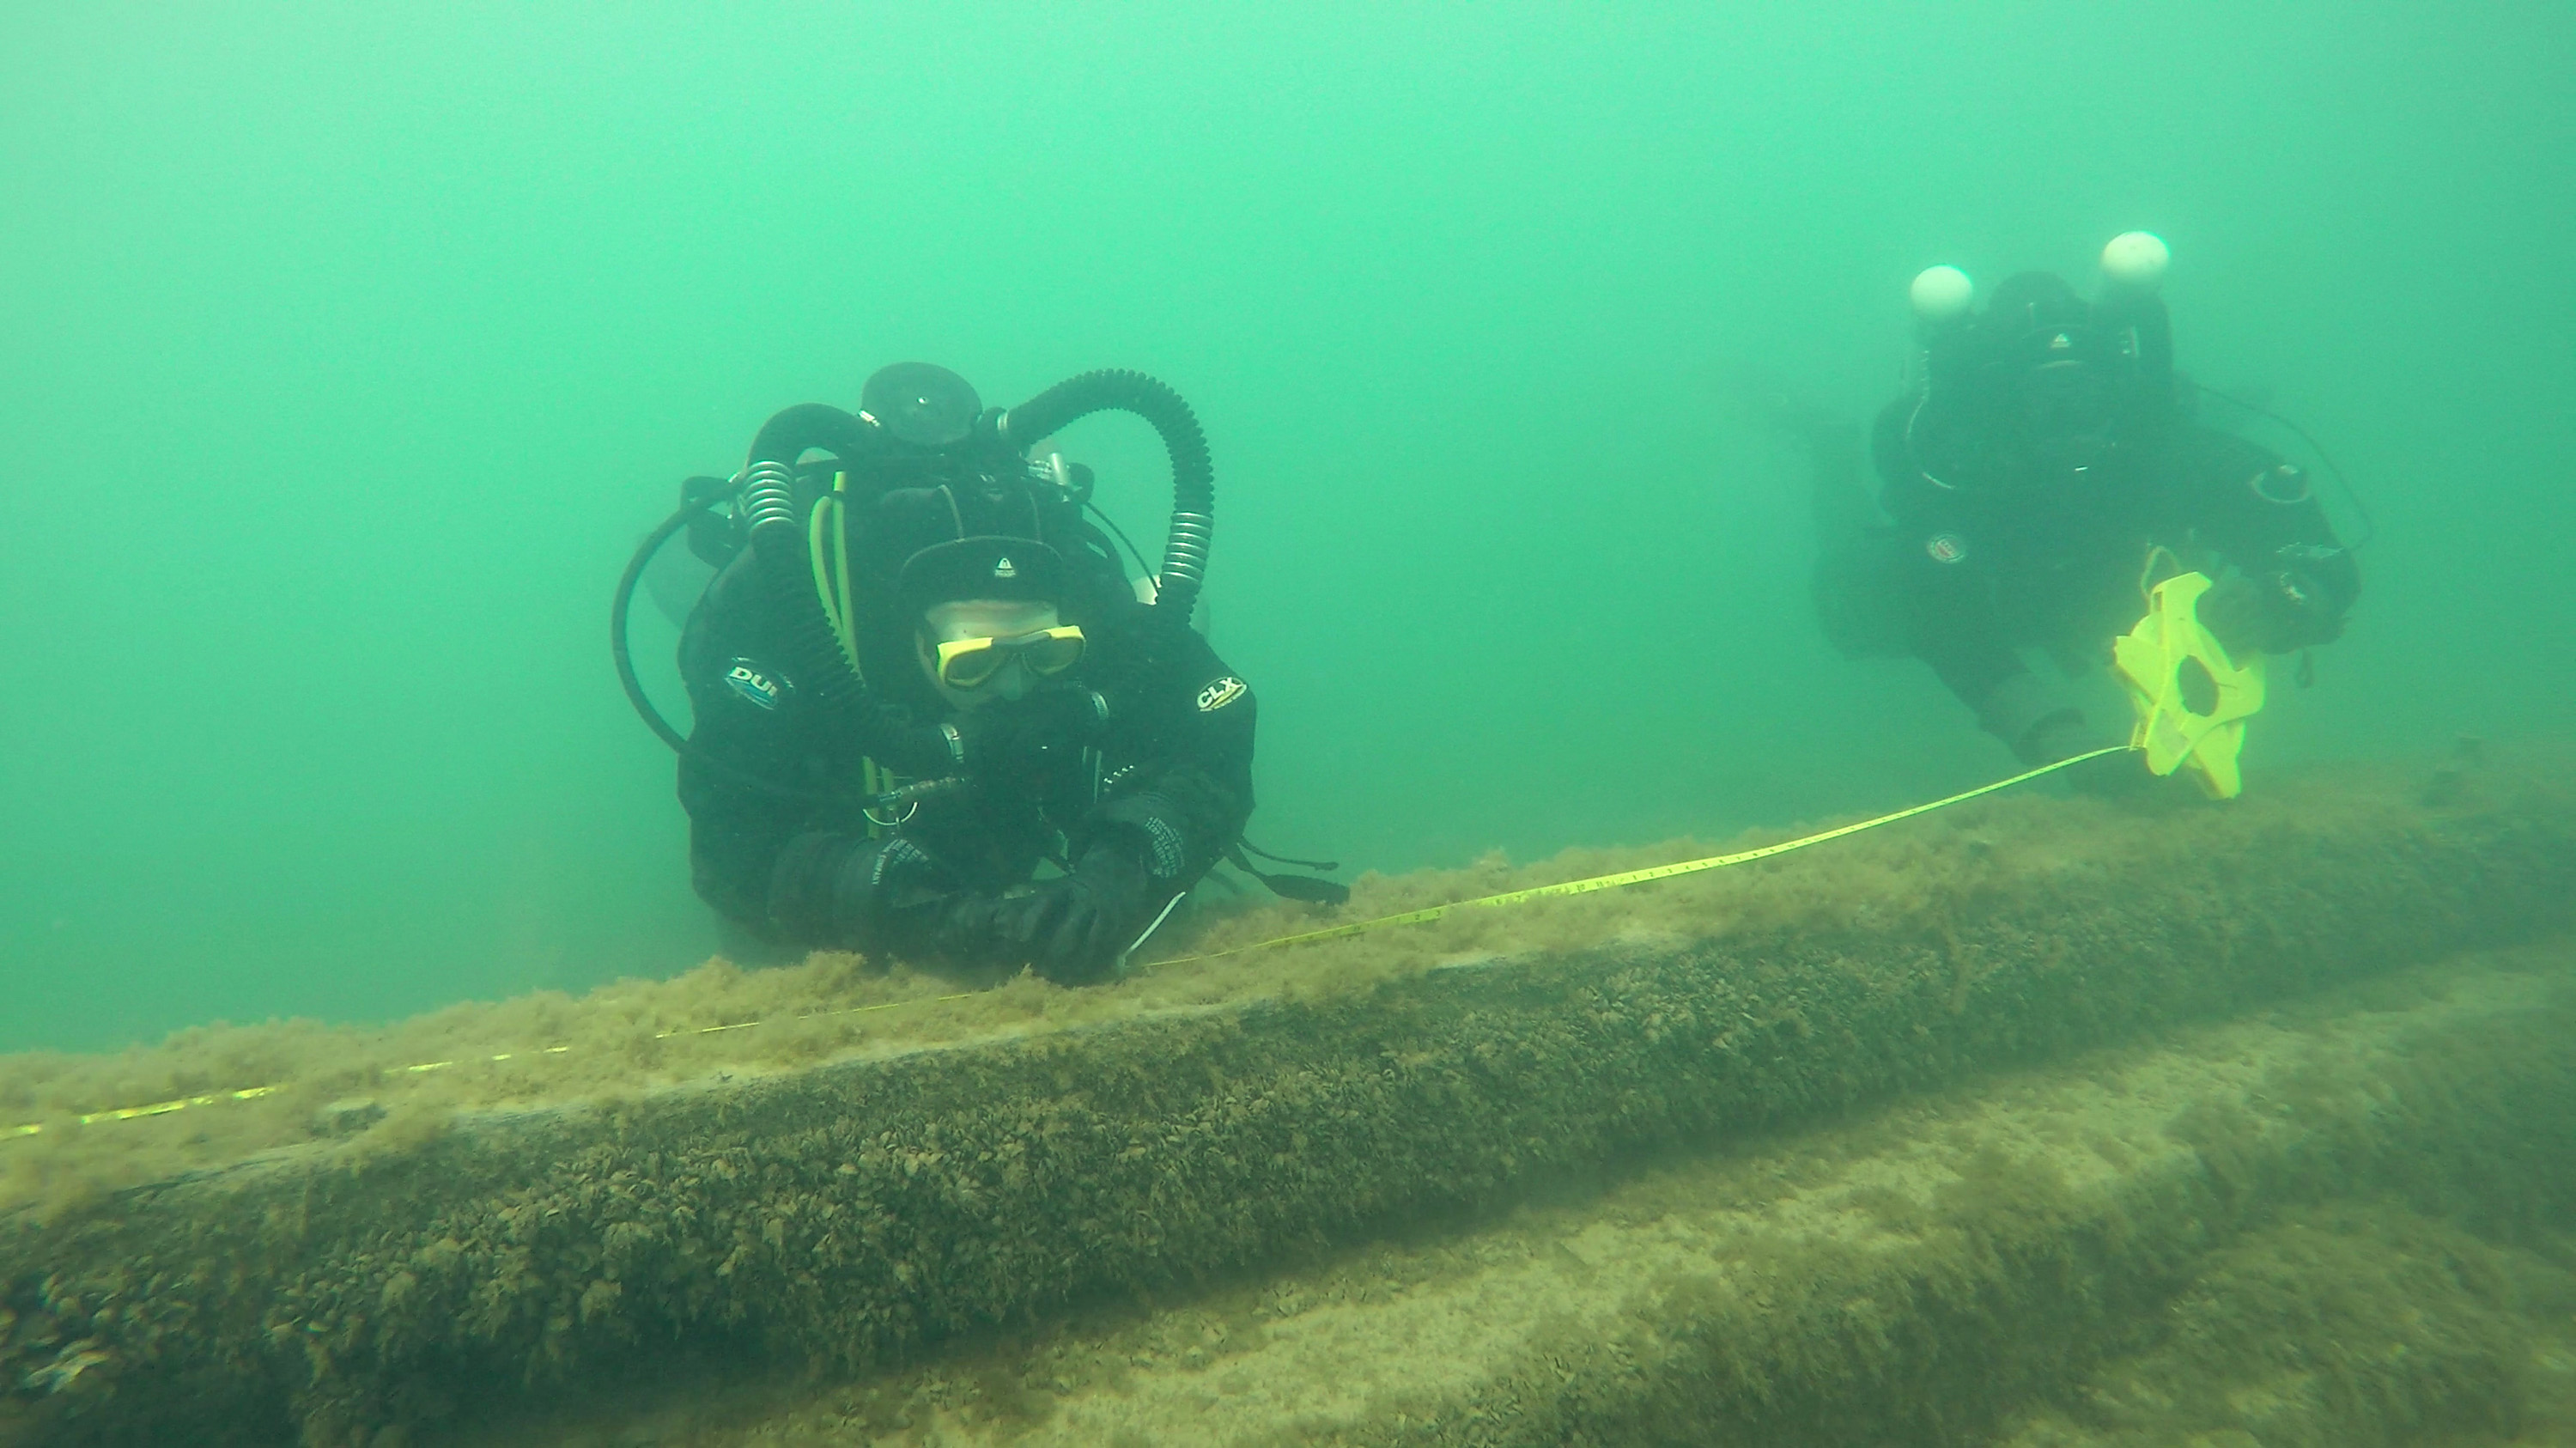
[674,551,1255,966]
[1814,403,2360,757]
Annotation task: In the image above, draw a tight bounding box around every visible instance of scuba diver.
[1806,233,2361,770]
[612,362,1315,984]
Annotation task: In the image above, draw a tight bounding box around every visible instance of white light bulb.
[1910,265,1974,321]
[2101,231,2171,289]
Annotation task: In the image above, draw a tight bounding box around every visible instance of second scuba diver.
[617,363,1260,984]
[1804,233,2361,770]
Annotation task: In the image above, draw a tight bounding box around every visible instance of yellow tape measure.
[9,747,2132,1141]
[1144,745,2133,969]
[5,994,980,1141]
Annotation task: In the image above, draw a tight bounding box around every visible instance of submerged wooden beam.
[4,752,2571,1446]
[650,946,2576,1447]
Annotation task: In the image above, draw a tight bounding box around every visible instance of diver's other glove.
[1978,672,2093,768]
[928,891,1011,964]
[2010,706,2149,795]
[993,841,1163,985]
[768,832,954,952]
[2198,569,2342,657]
[950,687,1107,784]
[2013,708,2100,769]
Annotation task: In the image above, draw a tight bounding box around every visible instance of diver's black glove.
[993,841,1163,985]
[951,687,1106,784]
[769,832,956,952]
[2199,570,2341,657]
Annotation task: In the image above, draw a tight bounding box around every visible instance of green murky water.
[1,3,2567,1089]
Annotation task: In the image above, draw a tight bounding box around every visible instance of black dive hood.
[613,365,1216,759]
[1899,232,2178,491]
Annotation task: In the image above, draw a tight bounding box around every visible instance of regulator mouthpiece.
[2100,231,2171,289]
[1910,265,1975,323]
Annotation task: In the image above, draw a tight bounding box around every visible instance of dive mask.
[932,625,1086,690]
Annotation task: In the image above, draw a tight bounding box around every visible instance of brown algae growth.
[2,747,2570,1445]
[451,942,2576,1448]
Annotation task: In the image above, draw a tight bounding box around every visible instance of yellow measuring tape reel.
[2111,570,2266,800]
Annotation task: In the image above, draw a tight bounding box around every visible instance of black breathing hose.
[611,485,841,800]
[611,478,953,795]
[2190,382,2378,551]
[733,404,885,726]
[739,403,879,559]
[993,369,1213,621]
[738,403,992,779]
[612,499,712,754]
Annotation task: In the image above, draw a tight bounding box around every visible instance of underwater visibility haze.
[3,0,2571,1051]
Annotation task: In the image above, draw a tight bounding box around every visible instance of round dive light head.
[861,362,983,448]
[2099,231,2171,289]
[1910,265,1975,322]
